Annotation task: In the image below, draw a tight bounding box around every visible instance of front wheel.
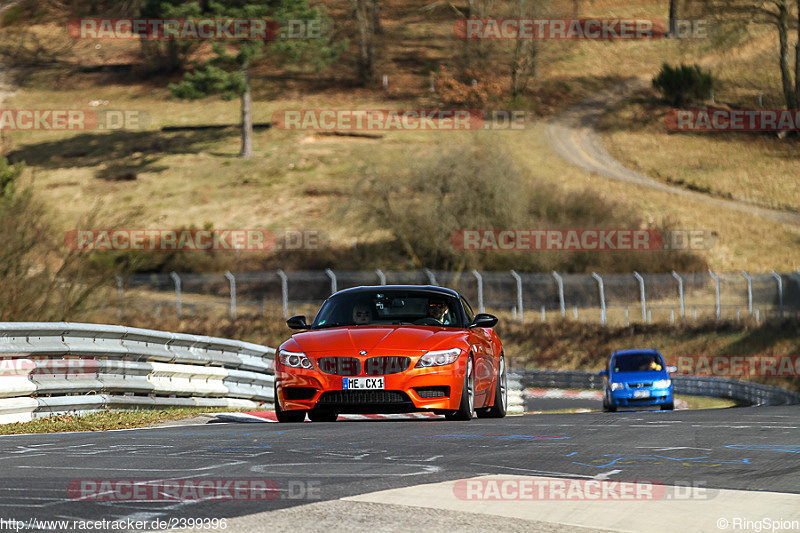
[602,392,617,413]
[476,355,507,418]
[275,382,306,423]
[445,357,474,421]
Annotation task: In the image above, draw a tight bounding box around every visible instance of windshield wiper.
[311,322,351,329]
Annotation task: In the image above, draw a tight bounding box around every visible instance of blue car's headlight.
[610,382,624,391]
[652,379,672,388]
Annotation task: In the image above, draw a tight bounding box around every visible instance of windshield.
[612,353,664,373]
[312,290,463,328]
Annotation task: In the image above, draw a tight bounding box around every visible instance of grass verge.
[0,407,240,436]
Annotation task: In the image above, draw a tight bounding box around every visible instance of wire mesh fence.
[107,269,799,324]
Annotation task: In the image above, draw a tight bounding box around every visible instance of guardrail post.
[325,268,337,294]
[375,269,386,285]
[115,275,124,321]
[169,272,182,318]
[633,271,646,322]
[224,271,237,319]
[510,270,523,322]
[472,269,485,313]
[671,271,685,318]
[741,270,753,315]
[424,268,437,286]
[551,271,566,318]
[771,270,783,318]
[591,272,607,325]
[709,270,721,320]
[276,270,289,319]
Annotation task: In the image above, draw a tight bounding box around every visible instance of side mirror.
[469,313,498,328]
[286,315,309,330]
[599,370,608,377]
[666,365,678,374]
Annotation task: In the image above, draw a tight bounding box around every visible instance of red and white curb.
[523,388,689,409]
[211,411,446,423]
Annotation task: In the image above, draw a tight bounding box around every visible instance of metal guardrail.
[0,322,276,424]
[517,369,800,406]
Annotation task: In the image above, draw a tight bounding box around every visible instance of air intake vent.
[317,357,361,376]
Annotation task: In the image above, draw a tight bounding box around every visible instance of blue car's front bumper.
[609,387,673,407]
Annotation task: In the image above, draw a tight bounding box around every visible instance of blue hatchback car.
[600,349,676,412]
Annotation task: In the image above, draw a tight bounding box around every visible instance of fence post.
[633,271,646,322]
[591,272,607,325]
[424,268,437,286]
[741,270,753,315]
[375,269,387,285]
[115,275,124,321]
[709,270,721,320]
[169,272,182,318]
[510,270,523,322]
[325,268,337,294]
[472,269,485,313]
[276,270,289,319]
[224,271,237,319]
[671,271,685,318]
[771,270,783,318]
[552,271,566,318]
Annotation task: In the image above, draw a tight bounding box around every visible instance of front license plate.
[633,390,651,398]
[343,377,384,390]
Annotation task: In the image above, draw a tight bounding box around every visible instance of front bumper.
[608,388,673,407]
[276,356,468,413]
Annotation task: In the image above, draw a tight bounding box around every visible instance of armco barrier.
[517,369,800,406]
[0,322,276,424]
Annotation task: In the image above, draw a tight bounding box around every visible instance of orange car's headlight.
[415,348,462,368]
[278,349,313,370]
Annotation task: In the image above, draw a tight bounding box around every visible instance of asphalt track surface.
[1,406,799,531]
[525,397,600,412]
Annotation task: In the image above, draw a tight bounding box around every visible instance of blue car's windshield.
[613,353,663,373]
[312,290,463,328]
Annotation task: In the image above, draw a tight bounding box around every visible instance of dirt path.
[545,77,800,229]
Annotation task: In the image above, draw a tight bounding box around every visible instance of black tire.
[660,402,675,411]
[445,357,474,421]
[476,355,507,418]
[602,394,617,412]
[274,382,306,423]
[308,409,338,422]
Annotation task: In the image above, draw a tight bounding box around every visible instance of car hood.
[286,326,464,354]
[610,370,668,383]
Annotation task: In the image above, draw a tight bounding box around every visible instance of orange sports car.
[274,285,507,422]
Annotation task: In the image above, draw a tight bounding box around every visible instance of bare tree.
[707,0,799,108]
[353,0,376,85]
[510,0,539,97]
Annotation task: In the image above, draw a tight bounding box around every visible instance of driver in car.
[352,303,372,325]
[427,300,449,324]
